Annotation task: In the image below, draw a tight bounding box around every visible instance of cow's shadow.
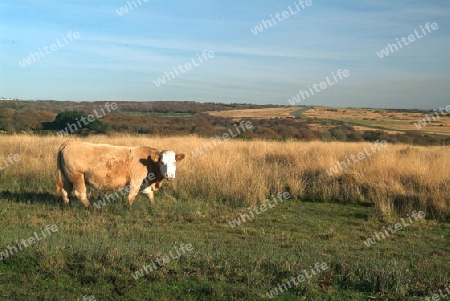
[0,190,61,207]
[0,189,124,209]
[0,188,147,210]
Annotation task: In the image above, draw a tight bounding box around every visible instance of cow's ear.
[150,153,160,162]
[175,154,185,161]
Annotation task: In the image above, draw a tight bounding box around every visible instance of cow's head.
[151,151,185,180]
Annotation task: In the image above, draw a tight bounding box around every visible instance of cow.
[56,141,185,209]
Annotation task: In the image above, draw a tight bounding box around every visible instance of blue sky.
[0,0,449,109]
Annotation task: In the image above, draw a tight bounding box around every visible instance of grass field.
[0,135,449,300]
[121,111,194,117]
[208,107,298,120]
[302,108,450,136]
[208,106,450,137]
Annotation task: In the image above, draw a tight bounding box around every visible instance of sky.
[0,0,449,109]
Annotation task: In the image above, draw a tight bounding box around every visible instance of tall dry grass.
[0,134,449,219]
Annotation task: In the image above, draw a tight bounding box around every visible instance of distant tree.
[43,110,108,134]
[0,108,15,132]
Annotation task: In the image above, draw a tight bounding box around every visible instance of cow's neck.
[149,161,164,183]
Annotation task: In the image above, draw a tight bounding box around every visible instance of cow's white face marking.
[159,151,177,180]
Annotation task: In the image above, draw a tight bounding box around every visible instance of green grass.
[291,107,309,118]
[0,186,449,300]
[306,117,450,138]
[121,111,193,117]
[153,112,193,117]
[342,118,413,126]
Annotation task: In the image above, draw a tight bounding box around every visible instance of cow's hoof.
[85,206,93,212]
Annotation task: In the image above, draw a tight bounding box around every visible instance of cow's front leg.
[141,185,155,204]
[127,181,141,206]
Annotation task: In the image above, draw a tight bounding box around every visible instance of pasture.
[0,135,449,300]
[302,108,450,136]
[208,107,299,120]
[208,106,450,137]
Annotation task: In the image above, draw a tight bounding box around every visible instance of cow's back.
[58,141,134,190]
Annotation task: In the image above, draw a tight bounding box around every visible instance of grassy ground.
[121,111,193,117]
[208,107,298,120]
[0,135,449,300]
[1,193,449,300]
[207,106,450,137]
[302,108,450,136]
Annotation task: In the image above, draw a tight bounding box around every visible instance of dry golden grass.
[303,107,425,121]
[353,125,405,135]
[304,107,450,135]
[208,106,450,136]
[1,134,449,219]
[208,107,298,120]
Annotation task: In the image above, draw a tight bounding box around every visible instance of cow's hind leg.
[71,174,92,210]
[61,181,73,207]
[56,169,72,206]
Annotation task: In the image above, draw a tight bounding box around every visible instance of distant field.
[208,107,298,120]
[303,107,450,136]
[0,135,449,300]
[208,106,450,136]
[153,112,193,117]
[121,111,193,117]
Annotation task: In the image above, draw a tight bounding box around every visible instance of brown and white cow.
[56,141,185,209]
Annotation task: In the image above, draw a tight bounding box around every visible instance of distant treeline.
[0,100,449,146]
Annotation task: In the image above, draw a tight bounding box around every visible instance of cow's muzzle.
[165,174,175,180]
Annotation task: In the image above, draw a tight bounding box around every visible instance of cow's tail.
[55,141,71,197]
